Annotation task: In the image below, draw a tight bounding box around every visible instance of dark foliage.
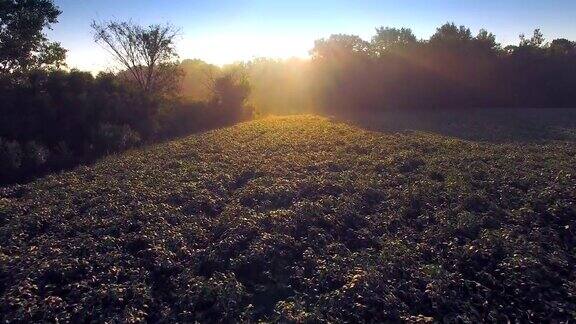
[0,116,574,322]
[91,20,181,97]
[311,24,576,116]
[0,0,66,73]
[0,2,252,185]
[0,70,253,185]
[190,24,576,117]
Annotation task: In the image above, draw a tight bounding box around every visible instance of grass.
[1,115,575,322]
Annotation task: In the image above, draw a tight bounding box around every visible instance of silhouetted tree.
[520,29,546,48]
[549,38,575,56]
[307,23,576,114]
[91,20,181,96]
[0,0,66,73]
[211,72,254,123]
[311,34,370,60]
[371,27,417,56]
[430,23,473,46]
[475,29,500,53]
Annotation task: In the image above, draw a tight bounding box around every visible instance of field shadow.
[342,108,576,143]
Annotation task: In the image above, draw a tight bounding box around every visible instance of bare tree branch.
[91,20,181,96]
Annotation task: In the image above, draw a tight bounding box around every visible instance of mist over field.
[1,0,576,322]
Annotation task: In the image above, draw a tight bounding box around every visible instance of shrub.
[50,142,75,169]
[0,139,22,181]
[22,141,50,171]
[0,68,253,185]
[92,124,141,154]
[157,101,208,138]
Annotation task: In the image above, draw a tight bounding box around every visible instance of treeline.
[310,25,576,115]
[182,25,575,117]
[0,70,252,184]
[179,58,317,116]
[179,24,576,117]
[0,1,252,185]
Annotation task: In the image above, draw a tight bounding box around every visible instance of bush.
[50,142,75,169]
[157,101,208,139]
[22,141,50,171]
[0,69,253,185]
[211,73,254,125]
[92,124,141,154]
[0,139,22,181]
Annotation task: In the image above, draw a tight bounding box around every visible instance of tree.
[91,20,181,96]
[371,27,417,56]
[310,34,370,60]
[0,0,66,73]
[549,38,575,56]
[180,59,220,101]
[430,23,473,46]
[520,29,545,48]
[211,72,253,123]
[475,29,500,53]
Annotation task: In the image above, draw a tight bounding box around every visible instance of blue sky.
[48,0,576,72]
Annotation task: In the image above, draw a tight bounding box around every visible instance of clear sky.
[48,0,576,72]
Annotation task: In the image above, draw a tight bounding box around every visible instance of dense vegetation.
[2,1,575,322]
[180,58,318,116]
[178,25,576,116]
[0,69,253,185]
[3,0,576,185]
[310,26,576,115]
[1,116,575,322]
[0,1,253,185]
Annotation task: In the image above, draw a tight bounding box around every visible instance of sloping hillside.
[1,116,575,322]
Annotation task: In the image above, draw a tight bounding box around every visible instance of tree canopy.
[92,20,181,96]
[371,27,417,56]
[0,0,66,73]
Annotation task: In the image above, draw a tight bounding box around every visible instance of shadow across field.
[343,108,576,143]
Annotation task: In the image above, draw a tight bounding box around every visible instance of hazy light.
[177,33,313,65]
[50,0,576,72]
[64,34,314,72]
